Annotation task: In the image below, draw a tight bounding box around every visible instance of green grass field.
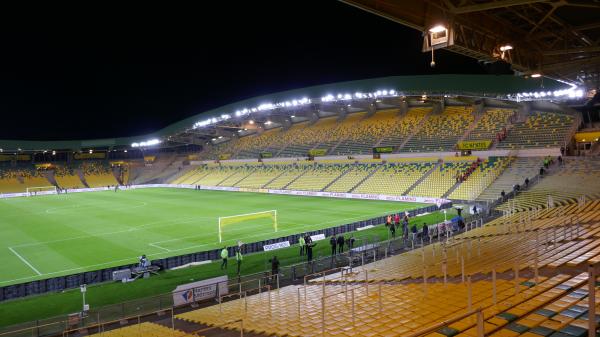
[0,188,426,286]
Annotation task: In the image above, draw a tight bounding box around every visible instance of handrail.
[60,307,175,336]
[403,307,484,337]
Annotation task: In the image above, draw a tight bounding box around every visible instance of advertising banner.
[373,146,393,154]
[263,241,290,251]
[308,149,327,156]
[456,140,491,150]
[172,276,228,306]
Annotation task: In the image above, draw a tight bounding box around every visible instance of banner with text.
[172,276,228,306]
[308,149,327,156]
[456,140,491,150]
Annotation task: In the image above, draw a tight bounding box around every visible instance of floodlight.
[52,150,56,155]
[429,25,446,33]
[124,150,127,153]
[290,115,295,118]
[89,149,93,154]
[265,120,272,125]
[499,45,513,52]
[249,120,254,124]
[531,73,542,78]
[212,138,217,141]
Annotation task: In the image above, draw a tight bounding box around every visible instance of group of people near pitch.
[220,242,280,282]
[298,233,356,261]
[384,212,426,240]
[220,244,244,275]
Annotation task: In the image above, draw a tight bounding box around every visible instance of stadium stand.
[352,161,436,195]
[477,157,542,203]
[466,108,515,141]
[236,164,288,189]
[53,164,85,189]
[195,107,575,161]
[87,322,196,337]
[285,163,347,191]
[0,165,51,193]
[230,127,282,159]
[192,165,244,186]
[263,164,309,189]
[309,112,368,155]
[496,112,574,149]
[81,161,119,187]
[378,107,432,150]
[324,163,378,192]
[448,157,510,200]
[496,157,600,212]
[173,198,600,337]
[401,105,474,152]
[410,161,471,197]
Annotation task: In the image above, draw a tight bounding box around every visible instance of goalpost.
[26,186,58,196]
[218,210,277,243]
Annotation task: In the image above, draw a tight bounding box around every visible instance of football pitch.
[0,188,426,286]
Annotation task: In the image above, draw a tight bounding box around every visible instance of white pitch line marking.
[8,247,42,275]
[149,243,171,252]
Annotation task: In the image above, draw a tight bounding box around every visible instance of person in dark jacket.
[269,256,280,283]
[346,235,355,250]
[330,235,337,255]
[422,223,429,242]
[337,235,345,254]
[306,241,316,262]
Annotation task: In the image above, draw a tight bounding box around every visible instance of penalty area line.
[8,247,42,276]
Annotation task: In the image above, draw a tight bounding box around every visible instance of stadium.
[1,1,600,337]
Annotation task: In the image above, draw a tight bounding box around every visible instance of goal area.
[218,210,277,243]
[26,186,57,196]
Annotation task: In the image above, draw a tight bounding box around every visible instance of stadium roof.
[0,74,574,152]
[340,0,600,89]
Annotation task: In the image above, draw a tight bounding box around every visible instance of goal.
[218,210,277,243]
[26,186,58,196]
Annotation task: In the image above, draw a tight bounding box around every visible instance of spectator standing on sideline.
[389,220,396,238]
[346,235,355,250]
[402,213,410,239]
[298,235,305,256]
[524,178,529,188]
[235,248,243,276]
[220,247,228,270]
[394,213,400,230]
[269,256,280,283]
[337,235,345,254]
[306,241,315,262]
[422,223,429,242]
[330,235,337,255]
[411,223,418,240]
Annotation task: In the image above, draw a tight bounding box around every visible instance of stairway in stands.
[403,162,439,195]
[476,157,541,202]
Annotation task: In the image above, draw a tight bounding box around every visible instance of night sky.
[0,2,487,141]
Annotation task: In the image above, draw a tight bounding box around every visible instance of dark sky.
[0,2,486,141]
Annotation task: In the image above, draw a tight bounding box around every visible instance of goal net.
[26,186,58,196]
[218,210,277,243]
